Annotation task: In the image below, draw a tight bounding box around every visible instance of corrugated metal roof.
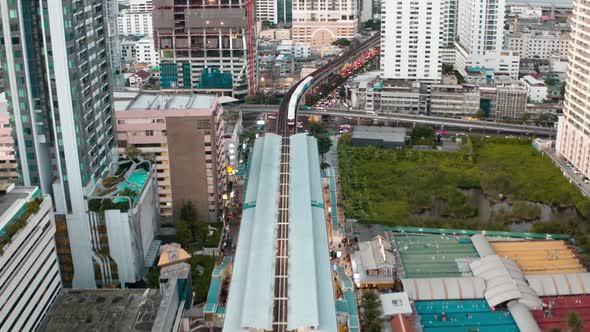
[526,273,590,296]
[287,134,337,331]
[402,277,486,300]
[223,134,282,331]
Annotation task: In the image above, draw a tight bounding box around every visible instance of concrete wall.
[166,116,213,222]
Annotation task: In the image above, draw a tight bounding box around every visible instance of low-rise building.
[121,36,159,68]
[505,29,570,60]
[40,263,191,332]
[0,185,62,332]
[115,93,227,221]
[429,83,481,116]
[495,79,529,119]
[521,75,548,102]
[351,127,406,149]
[128,70,151,88]
[351,235,396,289]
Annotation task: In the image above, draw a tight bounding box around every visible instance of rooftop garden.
[0,197,42,255]
[88,158,151,214]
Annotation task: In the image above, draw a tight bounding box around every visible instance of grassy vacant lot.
[339,136,590,227]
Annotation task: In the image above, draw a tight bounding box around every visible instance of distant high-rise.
[455,0,506,70]
[0,0,157,289]
[380,0,441,81]
[257,0,292,24]
[153,0,257,98]
[556,0,590,177]
[292,0,358,52]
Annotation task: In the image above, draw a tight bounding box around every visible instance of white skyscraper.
[556,0,590,177]
[455,0,506,70]
[380,0,441,81]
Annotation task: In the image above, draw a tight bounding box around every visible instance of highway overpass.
[237,105,557,137]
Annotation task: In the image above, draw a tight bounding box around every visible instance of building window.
[145,130,154,136]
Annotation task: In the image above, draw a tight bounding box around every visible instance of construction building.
[153,0,257,99]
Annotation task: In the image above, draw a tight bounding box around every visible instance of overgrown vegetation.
[338,136,590,226]
[0,198,41,254]
[309,121,333,157]
[360,291,383,332]
[174,201,211,246]
[190,255,216,304]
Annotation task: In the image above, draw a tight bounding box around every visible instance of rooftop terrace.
[415,299,519,332]
[395,235,479,278]
[490,241,585,275]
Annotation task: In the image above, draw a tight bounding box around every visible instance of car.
[574,169,581,174]
[585,179,590,184]
[300,106,311,110]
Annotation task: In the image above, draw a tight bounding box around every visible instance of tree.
[567,311,583,332]
[545,78,557,86]
[180,201,197,223]
[332,38,352,47]
[442,63,455,75]
[475,110,486,119]
[549,328,562,332]
[146,268,160,288]
[261,20,277,30]
[361,291,382,332]
[363,19,381,30]
[175,220,193,245]
[309,121,329,136]
[124,145,142,160]
[317,134,333,157]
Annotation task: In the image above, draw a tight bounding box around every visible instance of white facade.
[117,10,153,36]
[478,50,521,79]
[509,6,542,18]
[292,0,357,51]
[556,0,590,178]
[504,30,570,59]
[136,38,159,66]
[294,42,311,58]
[0,187,62,332]
[129,0,152,11]
[360,0,373,21]
[380,0,441,81]
[257,0,278,23]
[455,0,507,71]
[87,165,160,287]
[121,37,159,67]
[521,75,548,102]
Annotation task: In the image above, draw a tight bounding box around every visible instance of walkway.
[323,166,340,235]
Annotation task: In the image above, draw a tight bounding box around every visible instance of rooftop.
[415,299,519,332]
[352,126,406,143]
[0,185,41,236]
[351,235,395,284]
[40,289,162,332]
[126,93,217,111]
[224,134,337,331]
[532,295,590,331]
[157,243,191,267]
[490,240,585,275]
[395,235,478,278]
[380,292,413,317]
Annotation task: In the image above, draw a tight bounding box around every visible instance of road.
[542,147,590,197]
[238,105,557,136]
